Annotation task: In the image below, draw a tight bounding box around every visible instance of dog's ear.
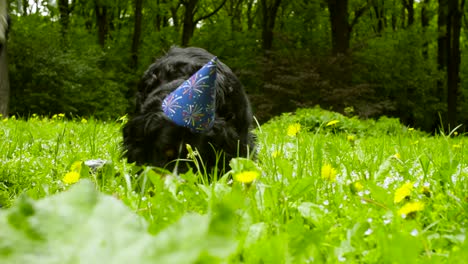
[138,65,160,98]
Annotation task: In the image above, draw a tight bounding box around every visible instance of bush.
[263,106,427,137]
[8,15,131,119]
[353,28,442,131]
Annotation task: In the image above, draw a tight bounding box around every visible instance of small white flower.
[410,229,419,237]
[364,228,373,236]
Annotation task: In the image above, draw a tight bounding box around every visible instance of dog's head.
[123,47,254,173]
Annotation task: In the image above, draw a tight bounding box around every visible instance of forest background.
[0,0,467,132]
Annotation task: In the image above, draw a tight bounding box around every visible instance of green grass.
[1,108,467,263]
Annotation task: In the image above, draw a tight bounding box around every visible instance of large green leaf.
[0,180,237,264]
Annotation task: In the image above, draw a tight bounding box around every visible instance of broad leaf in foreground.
[0,180,237,264]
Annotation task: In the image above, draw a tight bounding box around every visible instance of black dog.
[123,47,255,176]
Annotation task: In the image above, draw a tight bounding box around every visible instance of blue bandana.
[162,57,217,133]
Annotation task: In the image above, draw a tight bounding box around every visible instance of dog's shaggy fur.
[123,47,255,175]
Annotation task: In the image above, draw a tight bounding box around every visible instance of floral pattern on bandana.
[162,57,217,133]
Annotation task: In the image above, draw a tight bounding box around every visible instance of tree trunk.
[260,0,282,51]
[437,0,448,99]
[181,0,197,47]
[58,0,70,37]
[421,0,430,59]
[391,0,397,31]
[22,0,28,16]
[446,0,465,128]
[227,0,244,34]
[0,0,9,117]
[0,42,8,118]
[181,0,226,47]
[327,0,349,55]
[155,0,162,31]
[246,0,255,30]
[95,1,109,47]
[372,0,385,35]
[170,2,181,30]
[131,0,143,68]
[403,0,414,27]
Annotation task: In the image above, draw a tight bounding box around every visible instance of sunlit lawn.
[1,108,467,263]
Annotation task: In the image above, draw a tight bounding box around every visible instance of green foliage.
[8,15,133,119]
[263,106,427,138]
[0,115,123,200]
[137,26,180,73]
[353,27,442,131]
[0,180,238,263]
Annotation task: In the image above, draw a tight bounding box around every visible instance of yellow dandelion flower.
[354,181,364,191]
[350,181,364,193]
[271,150,281,158]
[452,144,462,149]
[234,171,259,183]
[58,113,65,118]
[62,171,80,184]
[454,131,459,136]
[398,201,424,217]
[421,186,431,197]
[287,123,301,137]
[321,164,337,182]
[408,128,414,132]
[326,120,339,126]
[347,135,356,142]
[70,161,82,173]
[393,153,401,159]
[81,118,88,124]
[52,114,58,119]
[394,182,413,203]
